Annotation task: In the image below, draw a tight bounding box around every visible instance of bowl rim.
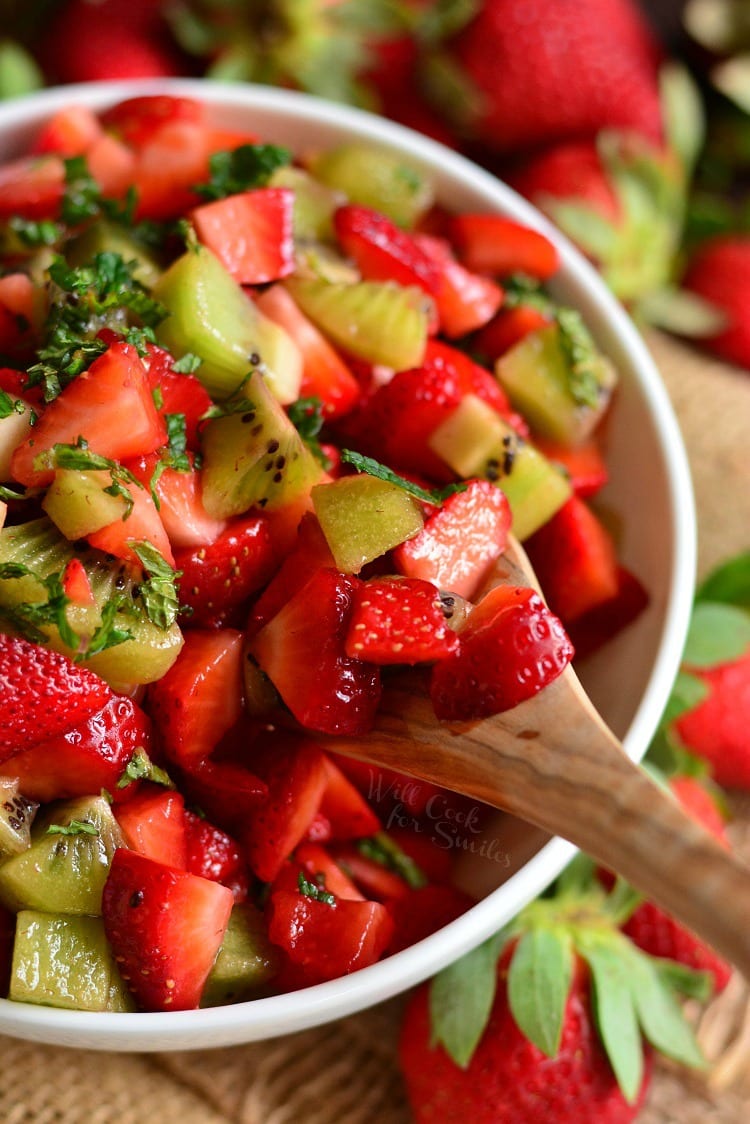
[0,78,696,1050]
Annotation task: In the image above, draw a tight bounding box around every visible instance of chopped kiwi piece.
[10,912,116,1011]
[200,370,324,520]
[496,321,617,446]
[312,475,424,573]
[306,143,434,228]
[0,795,124,915]
[153,243,302,403]
[269,164,344,242]
[0,778,38,858]
[42,469,128,540]
[0,517,184,688]
[65,220,162,289]
[285,276,431,371]
[201,903,279,1007]
[429,395,572,540]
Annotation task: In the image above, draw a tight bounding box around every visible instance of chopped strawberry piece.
[330,845,410,901]
[345,576,460,665]
[450,214,560,279]
[192,187,296,285]
[101,96,206,150]
[177,757,268,834]
[525,495,620,623]
[566,564,650,659]
[415,233,503,338]
[0,633,113,755]
[147,629,245,767]
[388,884,474,952]
[337,340,511,482]
[331,755,446,819]
[184,810,249,902]
[133,119,213,222]
[267,889,393,984]
[85,132,137,198]
[11,342,167,488]
[254,285,361,419]
[86,473,174,568]
[248,512,336,635]
[126,452,227,552]
[7,695,153,804]
[534,436,610,498]
[32,105,103,157]
[0,154,65,219]
[0,367,43,408]
[249,569,382,735]
[431,585,574,720]
[143,343,213,450]
[475,304,553,360]
[274,842,365,901]
[318,755,381,839]
[243,738,329,882]
[102,848,233,1011]
[334,204,442,297]
[115,789,188,869]
[394,479,511,599]
[60,557,95,607]
[175,514,276,626]
[0,273,40,360]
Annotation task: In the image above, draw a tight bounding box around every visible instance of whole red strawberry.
[674,650,750,787]
[681,236,750,369]
[505,133,684,301]
[400,954,651,1124]
[398,874,707,1124]
[422,0,664,157]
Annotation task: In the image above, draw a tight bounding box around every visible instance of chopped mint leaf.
[341,449,467,505]
[152,385,164,410]
[164,413,191,472]
[0,483,28,502]
[555,307,602,409]
[682,601,750,668]
[123,325,157,356]
[8,215,62,247]
[117,749,174,790]
[61,155,102,225]
[696,551,750,610]
[357,832,427,889]
[85,596,135,658]
[0,563,77,650]
[0,389,26,419]
[507,927,574,1059]
[287,396,331,468]
[47,819,99,837]
[172,352,202,374]
[501,274,554,314]
[429,930,507,1067]
[27,251,165,401]
[298,871,336,906]
[130,541,180,629]
[194,143,292,201]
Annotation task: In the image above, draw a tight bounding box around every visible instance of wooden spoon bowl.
[322,540,750,978]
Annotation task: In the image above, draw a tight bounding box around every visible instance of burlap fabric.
[2,329,749,1122]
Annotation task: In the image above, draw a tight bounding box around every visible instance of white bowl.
[0,79,696,1051]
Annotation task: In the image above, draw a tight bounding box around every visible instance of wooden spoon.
[321,539,750,977]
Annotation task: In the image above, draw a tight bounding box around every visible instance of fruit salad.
[0,94,647,1014]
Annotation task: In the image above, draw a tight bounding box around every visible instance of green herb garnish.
[129,541,181,630]
[194,143,292,201]
[47,819,99,837]
[117,749,174,790]
[298,871,336,906]
[340,449,467,506]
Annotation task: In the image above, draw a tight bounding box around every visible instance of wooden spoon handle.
[326,668,750,977]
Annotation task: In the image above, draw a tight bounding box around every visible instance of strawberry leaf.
[507,927,573,1058]
[628,950,707,1070]
[664,669,710,721]
[429,930,507,1068]
[654,959,714,1003]
[578,935,643,1104]
[682,601,750,668]
[696,551,750,610]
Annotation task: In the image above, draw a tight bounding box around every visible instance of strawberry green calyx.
[428,869,709,1105]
